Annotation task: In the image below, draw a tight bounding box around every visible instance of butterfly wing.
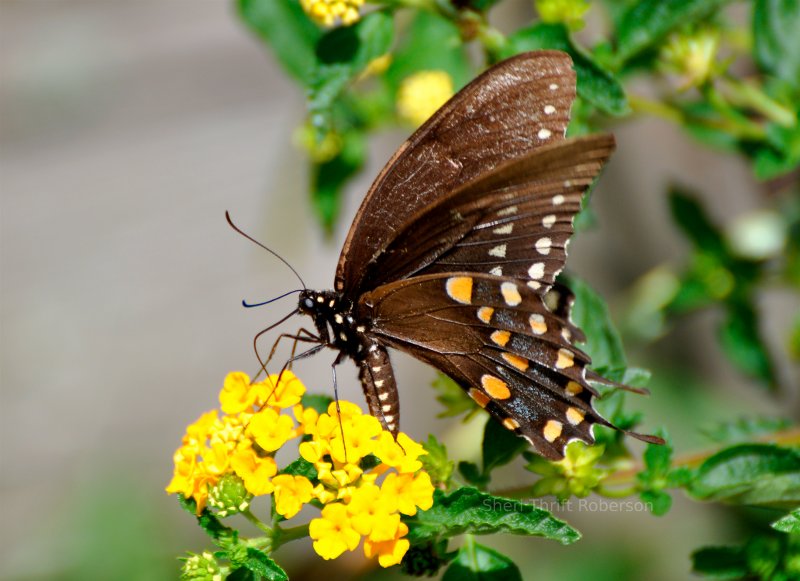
[336,51,576,297]
[355,134,615,294]
[360,273,604,459]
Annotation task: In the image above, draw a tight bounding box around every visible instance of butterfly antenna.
[225,211,307,290]
[242,289,303,308]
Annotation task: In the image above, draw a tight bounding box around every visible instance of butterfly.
[270,50,661,460]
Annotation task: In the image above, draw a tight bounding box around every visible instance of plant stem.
[274,522,311,549]
[720,75,796,128]
[242,508,274,536]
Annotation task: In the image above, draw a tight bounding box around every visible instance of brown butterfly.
[263,50,661,459]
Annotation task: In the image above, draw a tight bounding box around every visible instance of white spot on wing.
[528,262,545,279]
[493,224,514,235]
[553,194,565,205]
[538,128,552,139]
[535,237,552,255]
[544,105,556,114]
[489,244,507,258]
[542,214,556,228]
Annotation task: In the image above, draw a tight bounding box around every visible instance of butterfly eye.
[304,298,314,309]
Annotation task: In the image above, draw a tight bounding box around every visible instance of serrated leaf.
[503,23,628,115]
[177,495,235,542]
[442,538,523,581]
[718,300,776,387]
[565,275,628,379]
[237,0,321,85]
[482,417,528,476]
[280,458,318,480]
[692,546,748,579]
[772,508,800,534]
[243,548,288,581]
[687,444,800,508]
[615,0,734,63]
[701,417,791,444]
[405,488,581,545]
[227,567,259,581]
[753,0,800,90]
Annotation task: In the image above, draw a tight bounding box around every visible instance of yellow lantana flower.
[380,472,435,516]
[397,70,453,127]
[300,0,364,27]
[248,407,295,452]
[272,474,314,519]
[364,522,411,568]
[309,502,361,560]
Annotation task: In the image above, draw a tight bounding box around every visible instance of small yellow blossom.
[364,522,411,568]
[272,474,314,519]
[309,503,361,560]
[230,443,277,496]
[262,370,306,409]
[248,407,295,452]
[300,0,364,28]
[375,431,426,473]
[329,414,382,464]
[535,0,591,31]
[661,26,721,88]
[397,71,454,127]
[346,483,397,537]
[380,471,435,516]
[219,371,255,414]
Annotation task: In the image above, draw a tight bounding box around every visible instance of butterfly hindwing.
[360,273,611,459]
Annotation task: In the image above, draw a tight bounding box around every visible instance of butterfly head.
[298,289,363,352]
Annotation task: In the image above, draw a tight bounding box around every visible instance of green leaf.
[308,12,394,123]
[701,417,792,444]
[566,275,627,380]
[692,546,749,579]
[386,11,472,93]
[421,435,455,485]
[753,0,800,89]
[433,373,478,418]
[640,489,673,516]
[482,417,528,477]
[615,0,734,63]
[718,300,776,387]
[177,495,235,543]
[442,537,523,581]
[227,567,258,581]
[237,0,322,85]
[312,129,366,233]
[458,461,490,489]
[280,458,318,480]
[772,508,800,534]
[243,548,288,581]
[301,393,333,414]
[668,188,728,258]
[503,23,629,115]
[405,488,581,545]
[687,444,800,508]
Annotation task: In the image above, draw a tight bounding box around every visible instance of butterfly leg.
[255,328,321,380]
[357,341,400,436]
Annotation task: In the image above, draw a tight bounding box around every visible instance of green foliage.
[442,536,523,581]
[687,444,800,508]
[405,487,581,545]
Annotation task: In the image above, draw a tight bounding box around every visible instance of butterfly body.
[279,51,661,459]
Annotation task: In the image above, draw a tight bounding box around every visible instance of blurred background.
[1,1,796,580]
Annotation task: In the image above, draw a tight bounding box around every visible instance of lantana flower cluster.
[166,371,434,568]
[300,0,364,27]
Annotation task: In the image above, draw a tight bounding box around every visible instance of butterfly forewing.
[336,51,577,297]
[358,135,615,294]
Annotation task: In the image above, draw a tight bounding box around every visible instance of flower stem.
[242,508,273,536]
[720,75,796,128]
[274,522,311,549]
